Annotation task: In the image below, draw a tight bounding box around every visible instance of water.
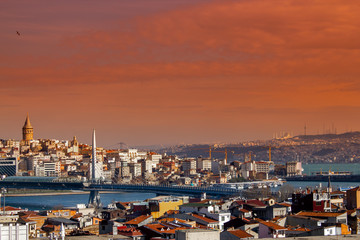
[279,181,358,191]
[302,163,360,175]
[2,192,156,211]
[281,162,360,191]
[2,163,360,210]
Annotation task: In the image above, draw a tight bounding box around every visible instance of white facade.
[129,162,142,177]
[207,212,231,231]
[141,159,153,174]
[0,223,28,240]
[150,154,162,168]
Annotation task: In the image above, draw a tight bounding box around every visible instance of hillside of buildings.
[159,132,360,164]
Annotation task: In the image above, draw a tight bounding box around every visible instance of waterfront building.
[0,157,18,176]
[286,161,302,176]
[34,161,61,177]
[254,161,272,179]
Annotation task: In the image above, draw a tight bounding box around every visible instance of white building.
[0,223,29,240]
[150,154,162,168]
[129,162,142,177]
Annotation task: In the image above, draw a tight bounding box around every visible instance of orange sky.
[1,0,360,147]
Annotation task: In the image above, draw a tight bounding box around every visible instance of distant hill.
[294,131,360,141]
[158,132,360,164]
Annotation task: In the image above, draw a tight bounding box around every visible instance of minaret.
[22,113,34,144]
[60,223,65,240]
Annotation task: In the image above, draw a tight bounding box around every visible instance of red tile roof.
[124,215,151,225]
[191,214,218,223]
[228,229,254,239]
[277,203,291,207]
[259,221,287,230]
[144,223,187,234]
[118,227,143,237]
[297,211,345,218]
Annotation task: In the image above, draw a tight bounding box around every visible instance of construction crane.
[247,151,253,162]
[268,145,272,162]
[193,146,212,159]
[212,148,228,165]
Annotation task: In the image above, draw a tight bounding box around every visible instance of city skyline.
[1,0,360,146]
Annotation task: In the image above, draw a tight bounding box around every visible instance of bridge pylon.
[88,190,101,208]
[87,129,102,208]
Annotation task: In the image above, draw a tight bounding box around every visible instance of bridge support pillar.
[88,190,101,208]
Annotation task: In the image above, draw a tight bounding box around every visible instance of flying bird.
[16,31,20,36]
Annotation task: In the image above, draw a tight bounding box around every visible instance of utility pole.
[1,188,6,215]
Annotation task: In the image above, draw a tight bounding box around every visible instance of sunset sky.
[1,0,360,147]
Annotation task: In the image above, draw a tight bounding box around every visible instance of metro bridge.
[0,176,242,203]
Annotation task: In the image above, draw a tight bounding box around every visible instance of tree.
[277,184,295,202]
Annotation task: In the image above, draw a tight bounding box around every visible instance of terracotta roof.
[191,214,218,223]
[331,190,345,194]
[287,226,311,232]
[239,208,250,213]
[228,229,254,239]
[166,210,180,215]
[297,211,346,218]
[124,215,151,225]
[144,223,187,234]
[259,221,287,230]
[277,203,291,207]
[245,200,266,207]
[347,186,360,192]
[158,218,188,224]
[347,209,356,215]
[118,227,143,237]
[0,206,22,211]
[235,200,246,205]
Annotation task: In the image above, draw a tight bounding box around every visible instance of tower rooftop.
[23,113,33,129]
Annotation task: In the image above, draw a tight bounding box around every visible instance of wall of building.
[175,229,219,240]
[0,223,28,240]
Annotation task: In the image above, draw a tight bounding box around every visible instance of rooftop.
[228,229,254,238]
[297,211,346,218]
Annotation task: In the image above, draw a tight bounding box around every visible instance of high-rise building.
[22,113,33,144]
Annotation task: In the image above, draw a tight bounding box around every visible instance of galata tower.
[22,113,34,143]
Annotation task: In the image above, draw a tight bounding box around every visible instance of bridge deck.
[0,179,242,197]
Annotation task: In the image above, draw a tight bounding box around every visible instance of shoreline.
[6,191,124,197]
